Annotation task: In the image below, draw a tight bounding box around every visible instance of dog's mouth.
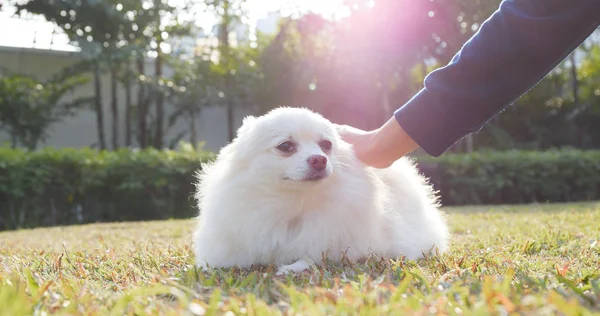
[302,173,327,181]
[283,171,329,182]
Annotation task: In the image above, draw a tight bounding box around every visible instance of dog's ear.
[236,115,257,137]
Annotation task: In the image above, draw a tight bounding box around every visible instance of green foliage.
[255,1,511,130]
[8,0,600,151]
[15,0,158,58]
[469,49,600,151]
[2,146,600,231]
[0,67,92,150]
[15,0,196,149]
[417,149,600,205]
[0,145,214,231]
[257,2,600,150]
[0,203,599,314]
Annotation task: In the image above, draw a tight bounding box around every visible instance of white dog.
[192,107,449,275]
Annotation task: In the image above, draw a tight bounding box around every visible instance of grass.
[1,202,599,315]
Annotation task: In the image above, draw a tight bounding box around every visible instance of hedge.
[416,149,600,206]
[0,146,214,231]
[1,147,599,231]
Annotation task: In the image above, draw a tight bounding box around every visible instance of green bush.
[416,149,600,206]
[0,146,214,231]
[1,147,599,231]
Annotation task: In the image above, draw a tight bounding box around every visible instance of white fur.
[192,107,449,274]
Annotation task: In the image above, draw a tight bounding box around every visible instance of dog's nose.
[307,155,327,171]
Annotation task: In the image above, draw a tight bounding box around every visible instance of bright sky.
[0,0,351,52]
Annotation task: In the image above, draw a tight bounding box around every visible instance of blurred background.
[1,0,600,230]
[1,0,599,153]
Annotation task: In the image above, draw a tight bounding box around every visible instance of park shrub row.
[1,147,598,230]
[0,145,214,231]
[417,149,600,206]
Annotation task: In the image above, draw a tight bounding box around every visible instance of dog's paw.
[275,266,293,276]
[275,259,310,275]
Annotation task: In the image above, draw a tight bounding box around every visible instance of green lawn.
[1,203,599,315]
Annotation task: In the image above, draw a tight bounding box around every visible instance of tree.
[120,63,135,146]
[170,55,216,146]
[167,19,265,147]
[15,0,193,149]
[205,0,248,142]
[0,66,92,149]
[121,0,192,148]
[470,40,600,151]
[14,0,142,149]
[258,1,453,129]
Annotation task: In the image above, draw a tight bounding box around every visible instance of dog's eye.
[319,140,332,152]
[276,141,296,153]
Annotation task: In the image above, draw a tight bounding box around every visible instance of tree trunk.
[465,134,474,153]
[10,133,17,149]
[569,51,583,147]
[153,0,164,148]
[570,52,579,104]
[189,110,198,145]
[225,76,235,142]
[219,0,235,142]
[124,63,132,147]
[93,62,106,150]
[110,65,119,149]
[137,57,147,148]
[153,45,164,148]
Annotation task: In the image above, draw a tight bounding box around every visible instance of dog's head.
[220,107,346,185]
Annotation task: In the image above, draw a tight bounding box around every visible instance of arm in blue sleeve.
[394,0,600,157]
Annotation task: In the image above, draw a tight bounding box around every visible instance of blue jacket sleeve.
[394,0,600,157]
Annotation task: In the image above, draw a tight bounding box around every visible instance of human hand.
[334,118,419,168]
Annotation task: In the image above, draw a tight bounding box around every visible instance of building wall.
[0,46,255,152]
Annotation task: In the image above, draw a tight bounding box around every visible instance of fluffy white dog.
[192,107,449,275]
